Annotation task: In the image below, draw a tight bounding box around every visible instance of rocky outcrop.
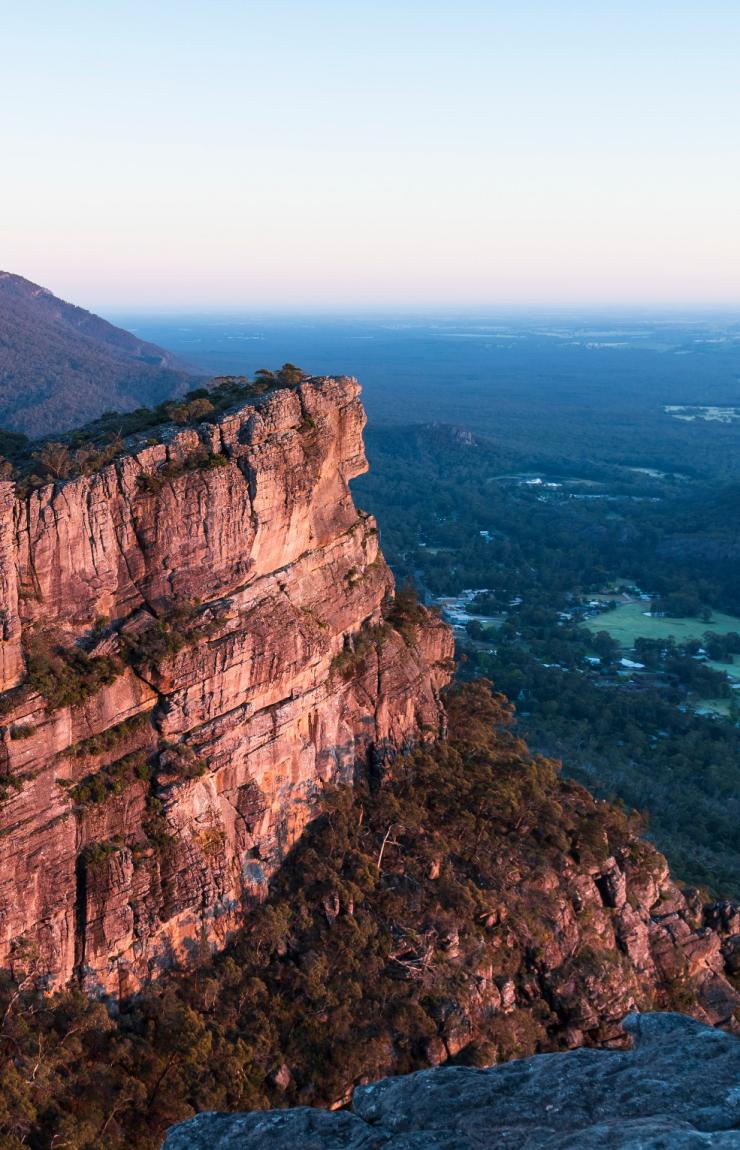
[0,480,22,690]
[162,1013,740,1149]
[0,377,453,993]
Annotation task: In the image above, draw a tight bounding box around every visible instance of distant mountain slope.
[0,272,198,436]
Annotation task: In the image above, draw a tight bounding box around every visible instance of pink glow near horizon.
[2,1,740,310]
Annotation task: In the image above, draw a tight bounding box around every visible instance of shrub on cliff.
[136,449,230,494]
[23,633,122,710]
[66,751,152,806]
[0,766,23,803]
[66,712,152,758]
[253,363,307,390]
[120,605,221,670]
[158,744,208,781]
[385,582,434,643]
[5,368,309,490]
[330,620,393,679]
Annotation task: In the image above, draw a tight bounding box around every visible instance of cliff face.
[0,377,453,994]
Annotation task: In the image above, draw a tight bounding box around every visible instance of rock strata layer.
[162,1013,740,1149]
[0,377,453,993]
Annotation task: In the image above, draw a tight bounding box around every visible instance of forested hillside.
[353,423,740,895]
[2,683,737,1150]
[0,273,196,436]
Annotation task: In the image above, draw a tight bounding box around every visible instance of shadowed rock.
[162,1013,740,1149]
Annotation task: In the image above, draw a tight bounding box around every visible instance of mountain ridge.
[0,271,198,437]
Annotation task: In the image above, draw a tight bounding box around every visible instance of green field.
[695,698,738,718]
[707,657,740,682]
[584,601,740,654]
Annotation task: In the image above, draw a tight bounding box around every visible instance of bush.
[24,634,122,710]
[331,622,393,680]
[167,398,216,424]
[141,795,175,850]
[81,837,126,866]
[66,712,152,758]
[385,582,429,643]
[67,751,151,806]
[0,681,708,1149]
[5,367,311,491]
[0,768,22,803]
[136,450,230,494]
[159,743,208,780]
[120,605,220,671]
[9,724,34,741]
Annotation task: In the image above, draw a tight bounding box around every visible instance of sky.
[1,1,740,311]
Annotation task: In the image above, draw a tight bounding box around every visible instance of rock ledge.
[162,1013,740,1149]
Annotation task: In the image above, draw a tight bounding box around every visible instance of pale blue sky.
[2,1,739,309]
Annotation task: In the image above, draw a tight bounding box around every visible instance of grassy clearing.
[694,698,738,718]
[584,601,740,648]
[705,656,740,681]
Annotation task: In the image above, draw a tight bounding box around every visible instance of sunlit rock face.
[0,377,453,993]
[161,1013,740,1150]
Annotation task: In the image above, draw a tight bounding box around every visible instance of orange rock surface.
[0,378,453,994]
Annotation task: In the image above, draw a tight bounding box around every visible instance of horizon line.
[102,302,740,318]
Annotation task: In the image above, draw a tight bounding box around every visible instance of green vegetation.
[80,838,127,866]
[9,724,34,740]
[2,365,309,493]
[3,606,215,734]
[23,633,122,710]
[0,683,652,1150]
[31,435,126,482]
[467,641,740,894]
[136,449,230,494]
[0,767,23,803]
[384,581,432,643]
[356,425,740,615]
[159,744,208,780]
[330,586,430,680]
[60,728,205,811]
[707,657,740,681]
[120,605,221,671]
[65,712,152,759]
[330,621,392,680]
[65,751,151,807]
[0,271,195,440]
[141,795,176,851]
[353,423,740,896]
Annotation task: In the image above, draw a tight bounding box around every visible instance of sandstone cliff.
[0,377,453,993]
[161,1013,740,1150]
